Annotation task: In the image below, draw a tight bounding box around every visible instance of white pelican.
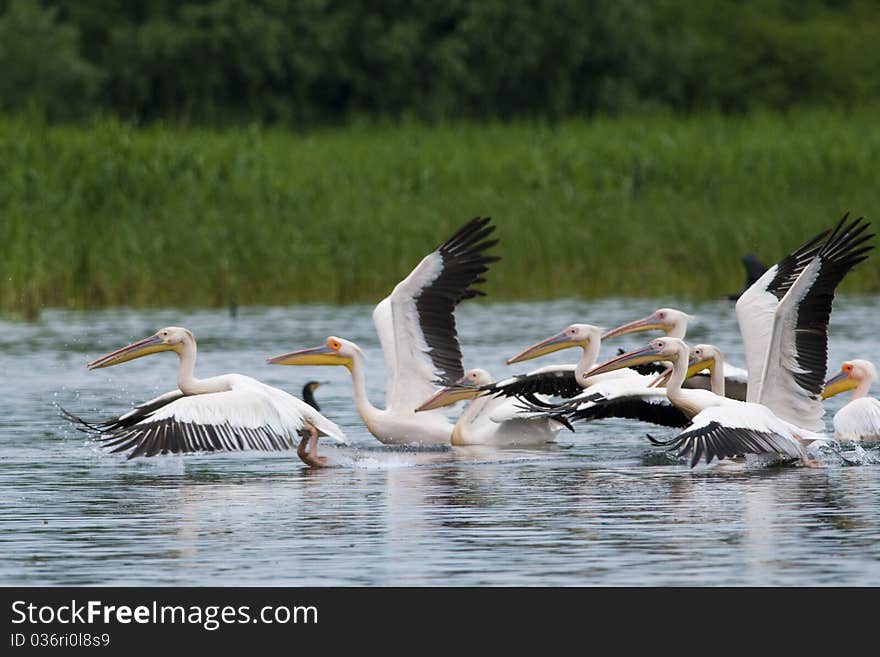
[586,338,813,467]
[822,360,880,442]
[64,327,346,469]
[602,307,692,341]
[478,323,662,405]
[649,344,727,393]
[414,369,569,445]
[267,217,499,445]
[735,213,873,430]
[601,307,749,399]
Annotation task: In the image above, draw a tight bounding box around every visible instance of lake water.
[2,298,879,586]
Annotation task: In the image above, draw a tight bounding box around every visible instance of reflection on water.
[2,298,880,585]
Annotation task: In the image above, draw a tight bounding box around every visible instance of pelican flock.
[529,214,873,464]
[66,212,875,469]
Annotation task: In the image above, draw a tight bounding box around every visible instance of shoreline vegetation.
[2,109,879,317]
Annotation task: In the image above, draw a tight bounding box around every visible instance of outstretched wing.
[482,365,582,401]
[62,389,185,435]
[64,378,345,459]
[758,215,873,430]
[540,380,688,428]
[371,297,397,408]
[378,217,499,413]
[736,226,830,402]
[511,377,689,428]
[566,389,689,428]
[648,405,805,467]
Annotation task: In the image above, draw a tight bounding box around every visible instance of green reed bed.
[1,109,879,316]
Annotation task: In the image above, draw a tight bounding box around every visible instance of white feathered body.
[128,374,346,449]
[450,395,564,446]
[833,397,880,442]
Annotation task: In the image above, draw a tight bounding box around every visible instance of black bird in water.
[727,253,767,300]
[301,381,323,411]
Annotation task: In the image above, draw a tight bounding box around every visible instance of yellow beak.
[822,370,858,400]
[416,379,481,412]
[87,334,172,370]
[507,332,582,364]
[687,356,715,377]
[648,366,673,388]
[587,343,667,378]
[650,356,712,387]
[602,316,665,340]
[267,345,352,368]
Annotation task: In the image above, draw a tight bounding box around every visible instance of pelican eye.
[328,339,341,351]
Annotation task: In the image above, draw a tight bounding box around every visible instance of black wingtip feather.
[416,216,501,382]
[485,369,583,401]
[788,212,873,395]
[63,401,300,460]
[59,407,107,434]
[569,395,690,428]
[653,420,804,468]
[646,433,674,446]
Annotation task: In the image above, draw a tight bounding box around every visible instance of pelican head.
[267,336,361,370]
[416,369,493,412]
[602,308,693,341]
[689,344,721,373]
[87,326,194,370]
[507,324,600,364]
[649,344,720,387]
[587,337,688,378]
[822,359,877,399]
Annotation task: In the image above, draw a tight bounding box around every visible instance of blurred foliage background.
[1,0,878,314]
[2,0,879,122]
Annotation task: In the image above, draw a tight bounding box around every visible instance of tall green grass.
[1,109,879,316]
